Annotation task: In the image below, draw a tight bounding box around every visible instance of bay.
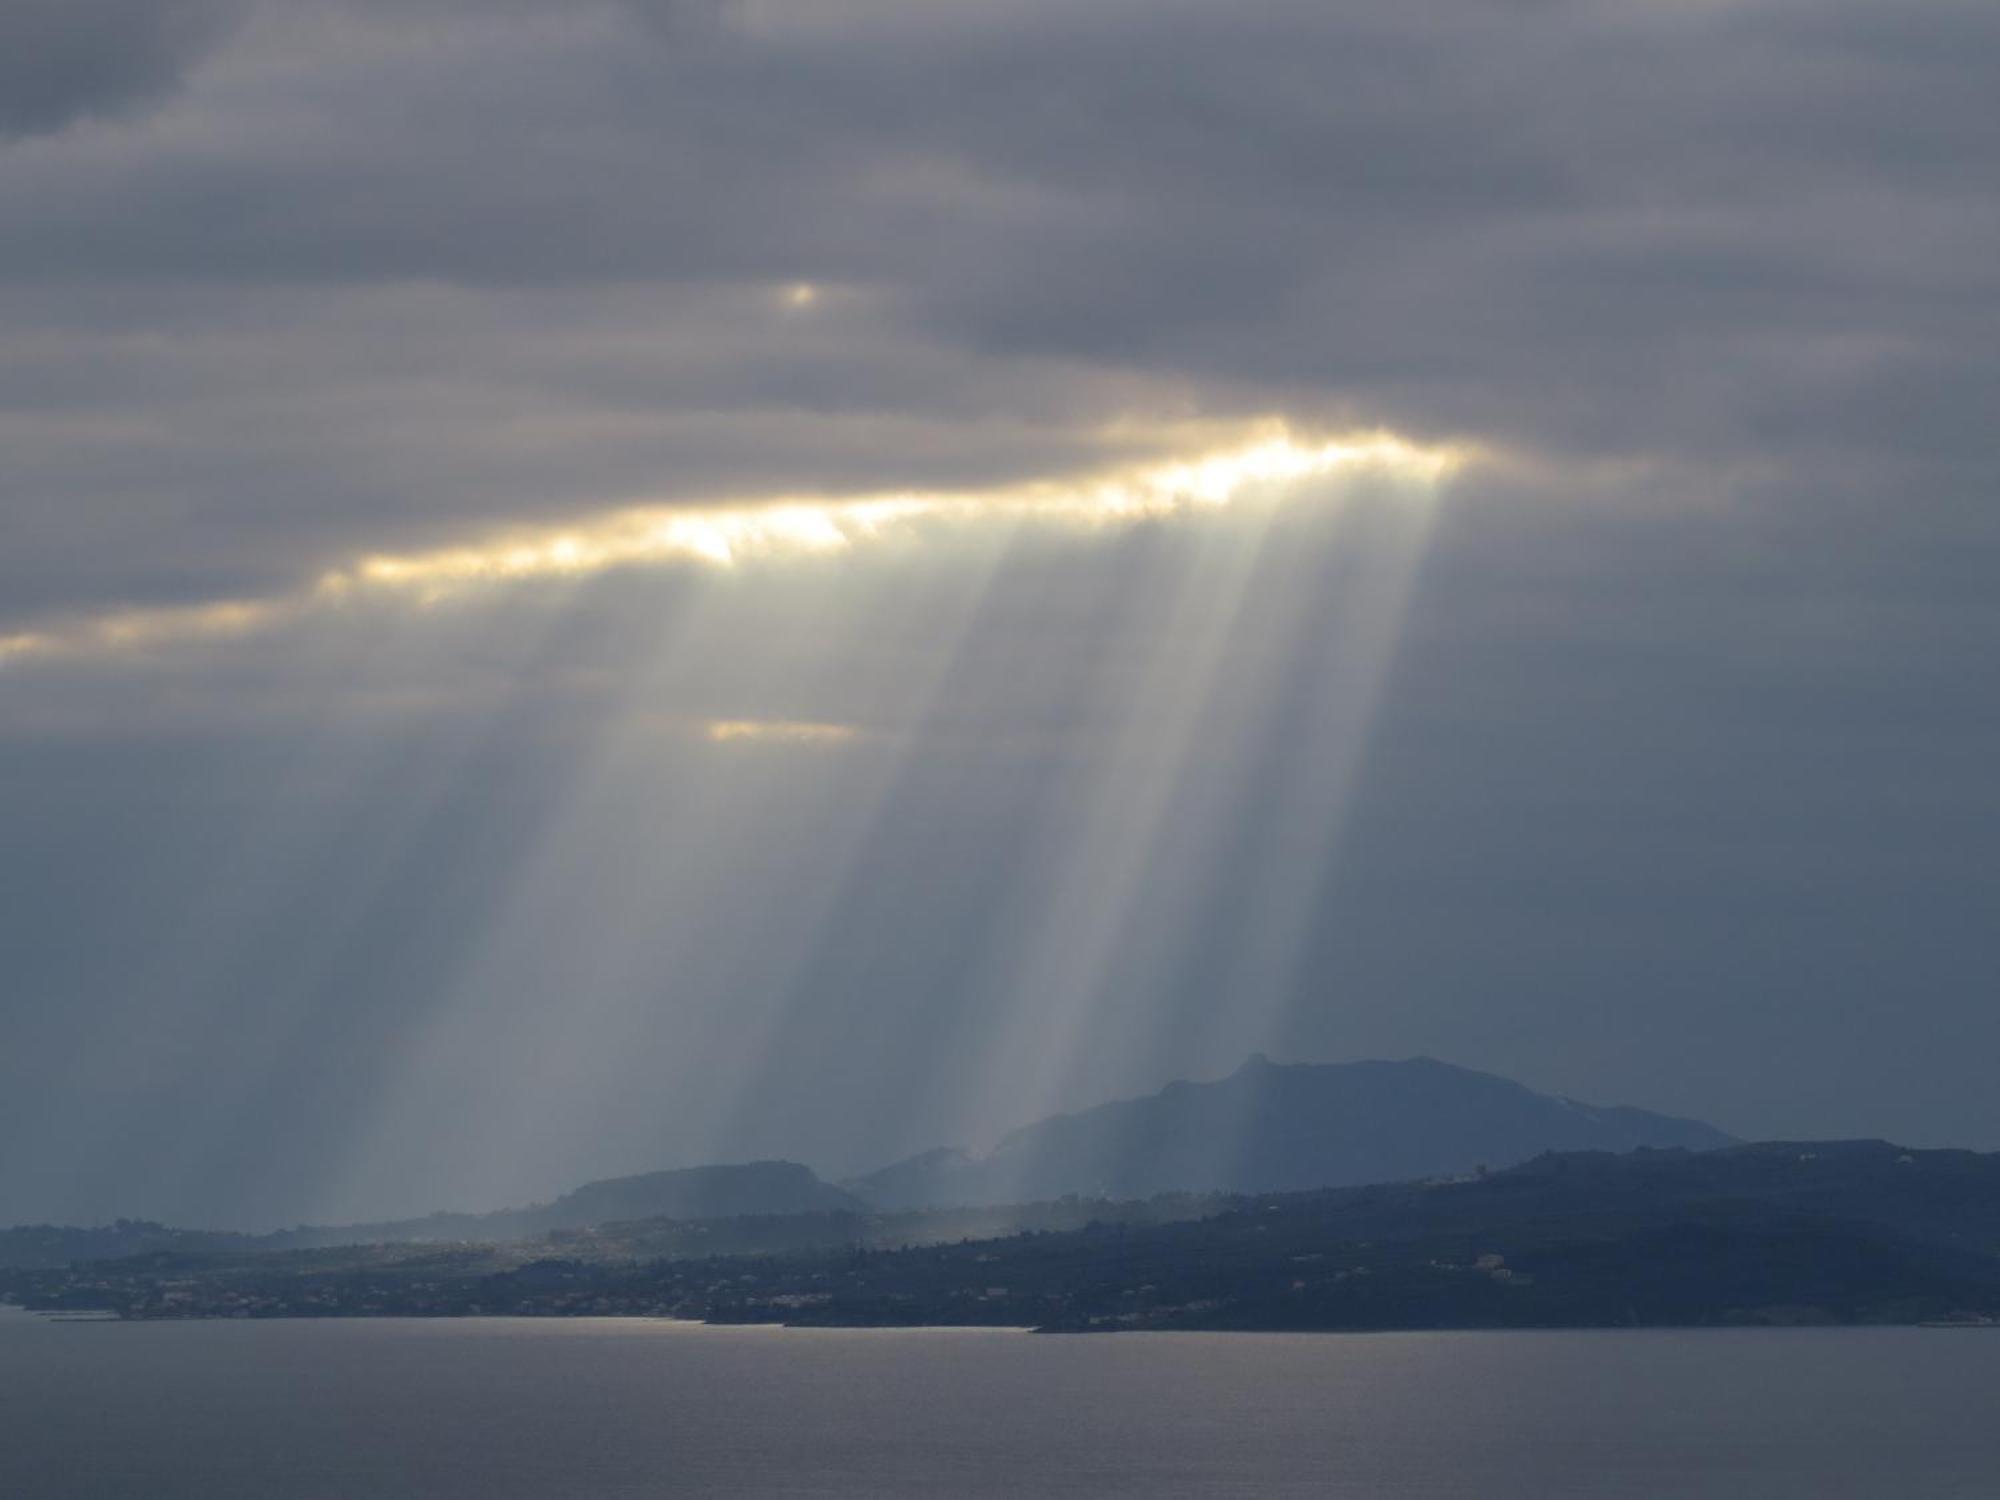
[3,1308,1996,1497]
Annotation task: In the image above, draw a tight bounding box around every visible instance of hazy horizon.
[13,1049,1749,1233]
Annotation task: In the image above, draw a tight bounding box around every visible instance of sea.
[3,1306,1996,1497]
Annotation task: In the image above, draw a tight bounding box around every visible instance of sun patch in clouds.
[704,718,863,747]
[0,598,297,669]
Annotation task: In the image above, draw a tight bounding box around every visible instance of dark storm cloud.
[3,0,1998,624]
[0,0,243,139]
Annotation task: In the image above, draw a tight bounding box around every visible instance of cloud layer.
[5,0,1997,626]
[0,0,243,139]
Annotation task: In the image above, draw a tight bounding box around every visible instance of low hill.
[847,1055,1733,1208]
[539,1161,864,1225]
[0,1160,864,1269]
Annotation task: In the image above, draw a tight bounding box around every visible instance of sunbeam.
[320,520,1028,1214]
[2,418,1468,1224]
[933,476,1447,1168]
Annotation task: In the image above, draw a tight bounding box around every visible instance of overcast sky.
[4,0,1997,1228]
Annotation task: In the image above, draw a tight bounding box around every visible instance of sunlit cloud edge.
[0,422,1471,671]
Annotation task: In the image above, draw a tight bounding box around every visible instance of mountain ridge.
[0,1056,1732,1263]
[844,1054,1733,1209]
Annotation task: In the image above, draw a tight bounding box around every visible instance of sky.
[3,0,1997,1229]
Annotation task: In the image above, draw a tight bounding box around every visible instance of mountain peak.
[847,1056,1733,1210]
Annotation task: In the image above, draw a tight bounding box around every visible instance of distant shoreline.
[7,1304,1992,1336]
[9,1143,1998,1335]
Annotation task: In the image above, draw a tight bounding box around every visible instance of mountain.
[845,1055,1733,1209]
[0,1062,1729,1264]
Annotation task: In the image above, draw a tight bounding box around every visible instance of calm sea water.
[3,1306,1997,1497]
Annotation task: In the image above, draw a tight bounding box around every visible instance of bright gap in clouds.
[0,424,1466,671]
[705,719,863,746]
[334,427,1460,590]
